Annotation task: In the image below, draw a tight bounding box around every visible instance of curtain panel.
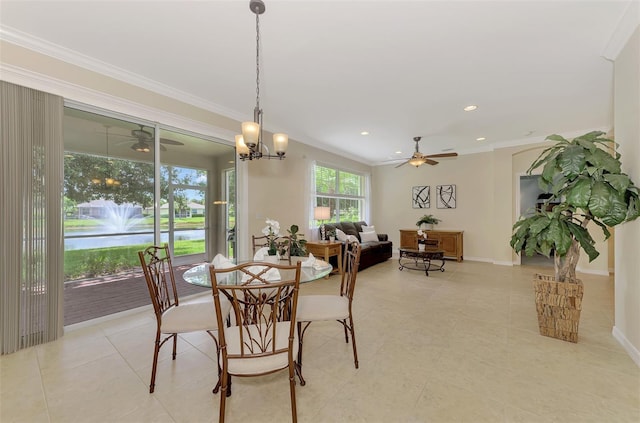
[1,81,64,354]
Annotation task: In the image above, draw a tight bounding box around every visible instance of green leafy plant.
[416,214,441,226]
[510,131,639,281]
[284,224,307,256]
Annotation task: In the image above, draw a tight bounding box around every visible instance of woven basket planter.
[533,273,583,343]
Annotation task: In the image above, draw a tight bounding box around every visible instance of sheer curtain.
[1,81,64,354]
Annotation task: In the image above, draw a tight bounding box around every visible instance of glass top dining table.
[182,256,333,288]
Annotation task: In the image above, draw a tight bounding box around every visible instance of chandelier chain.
[255,12,260,111]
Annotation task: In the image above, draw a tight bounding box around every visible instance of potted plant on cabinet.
[416,214,441,230]
[510,131,639,342]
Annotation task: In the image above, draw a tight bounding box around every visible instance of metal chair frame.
[210,261,302,423]
[252,234,293,264]
[296,242,362,385]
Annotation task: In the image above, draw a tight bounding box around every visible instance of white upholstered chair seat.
[161,298,230,333]
[224,322,299,375]
[296,295,349,322]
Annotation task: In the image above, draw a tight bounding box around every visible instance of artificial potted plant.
[285,224,308,256]
[416,214,441,230]
[510,131,639,342]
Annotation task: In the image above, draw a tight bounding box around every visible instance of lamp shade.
[241,121,260,147]
[273,133,288,154]
[314,206,330,220]
[235,134,250,155]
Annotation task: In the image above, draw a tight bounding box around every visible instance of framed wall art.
[412,185,430,209]
[436,184,456,209]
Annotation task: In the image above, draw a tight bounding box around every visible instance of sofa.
[320,221,392,271]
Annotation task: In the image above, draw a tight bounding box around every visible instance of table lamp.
[314,206,331,240]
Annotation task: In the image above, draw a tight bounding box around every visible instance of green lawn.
[64,239,205,280]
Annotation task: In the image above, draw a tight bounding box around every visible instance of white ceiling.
[0,0,632,165]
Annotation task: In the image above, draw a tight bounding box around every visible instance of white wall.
[613,25,640,366]
[372,152,494,262]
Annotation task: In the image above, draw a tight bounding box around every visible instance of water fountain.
[100,201,144,233]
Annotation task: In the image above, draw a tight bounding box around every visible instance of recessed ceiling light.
[360,131,369,135]
[395,151,402,154]
[476,137,486,141]
[463,105,478,112]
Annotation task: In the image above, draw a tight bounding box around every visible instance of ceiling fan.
[395,136,458,168]
[110,125,185,153]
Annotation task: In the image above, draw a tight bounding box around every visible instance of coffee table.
[398,248,445,276]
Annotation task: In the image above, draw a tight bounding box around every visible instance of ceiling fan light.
[409,157,424,167]
[242,121,260,148]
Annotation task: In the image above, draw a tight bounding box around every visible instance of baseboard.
[612,326,640,368]
[462,256,494,263]
[492,260,515,266]
[575,267,610,276]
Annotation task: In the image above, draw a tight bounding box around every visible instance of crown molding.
[603,0,640,61]
[0,63,236,145]
[0,26,248,122]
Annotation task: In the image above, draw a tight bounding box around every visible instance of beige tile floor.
[2,259,639,422]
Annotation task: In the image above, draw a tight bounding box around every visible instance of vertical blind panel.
[1,81,63,354]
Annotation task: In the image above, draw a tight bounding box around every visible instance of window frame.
[312,162,369,225]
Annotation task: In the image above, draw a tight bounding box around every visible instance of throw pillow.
[335,228,348,242]
[359,231,378,243]
[362,225,375,233]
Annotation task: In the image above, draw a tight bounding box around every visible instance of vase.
[418,243,425,251]
[264,254,280,264]
[329,236,336,243]
[533,273,583,343]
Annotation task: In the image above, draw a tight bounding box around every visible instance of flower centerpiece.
[417,229,428,251]
[262,218,281,256]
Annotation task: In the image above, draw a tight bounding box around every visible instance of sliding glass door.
[62,107,235,324]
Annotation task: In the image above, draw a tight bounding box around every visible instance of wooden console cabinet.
[399,229,464,262]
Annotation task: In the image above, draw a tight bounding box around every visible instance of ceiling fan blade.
[395,160,409,168]
[159,138,184,146]
[425,152,458,159]
[424,159,439,166]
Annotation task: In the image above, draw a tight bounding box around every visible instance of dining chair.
[252,234,292,264]
[209,261,302,423]
[295,241,362,385]
[138,244,229,394]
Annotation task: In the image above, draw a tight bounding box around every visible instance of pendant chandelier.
[236,0,288,161]
[91,125,120,187]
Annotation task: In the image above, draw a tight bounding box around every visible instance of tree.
[510,131,639,281]
[64,153,155,208]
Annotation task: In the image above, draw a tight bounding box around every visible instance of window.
[313,163,368,224]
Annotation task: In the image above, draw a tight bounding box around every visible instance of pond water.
[64,229,205,250]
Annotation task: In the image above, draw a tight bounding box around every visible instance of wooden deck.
[63,264,209,326]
